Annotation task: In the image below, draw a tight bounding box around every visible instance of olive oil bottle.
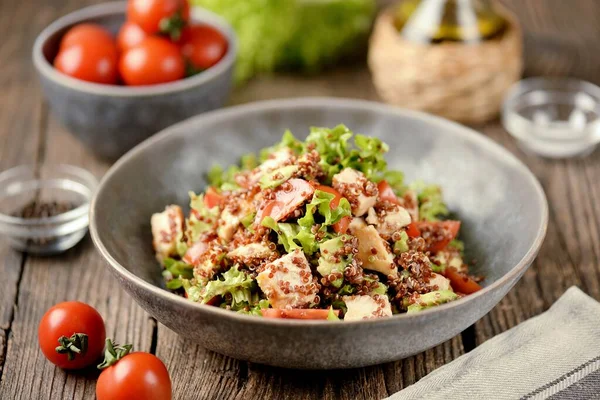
[394,0,507,44]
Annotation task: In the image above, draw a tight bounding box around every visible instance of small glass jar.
[0,164,98,254]
[502,78,600,159]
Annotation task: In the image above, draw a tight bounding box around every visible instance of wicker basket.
[368,4,523,124]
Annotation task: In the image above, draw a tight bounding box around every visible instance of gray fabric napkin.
[387,287,600,400]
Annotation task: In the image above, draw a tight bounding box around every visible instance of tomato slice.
[406,222,421,238]
[377,180,400,205]
[442,267,482,294]
[261,309,340,320]
[204,187,223,208]
[314,185,351,234]
[256,179,314,223]
[416,220,461,253]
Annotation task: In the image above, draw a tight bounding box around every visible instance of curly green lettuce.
[192,0,375,83]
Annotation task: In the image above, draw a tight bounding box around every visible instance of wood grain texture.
[2,0,600,399]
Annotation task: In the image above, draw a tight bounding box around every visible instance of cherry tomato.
[54,24,118,84]
[127,0,189,36]
[119,37,185,86]
[204,187,223,208]
[261,309,340,320]
[116,21,148,52]
[377,180,400,205]
[38,301,106,370]
[314,185,351,234]
[406,222,421,238]
[416,220,461,253]
[59,23,115,51]
[442,267,482,294]
[179,25,228,70]
[97,352,172,400]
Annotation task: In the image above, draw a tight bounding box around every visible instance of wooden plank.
[0,0,52,378]
[156,324,463,400]
[0,83,155,399]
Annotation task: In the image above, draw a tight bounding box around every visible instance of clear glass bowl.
[0,164,98,254]
[502,77,600,158]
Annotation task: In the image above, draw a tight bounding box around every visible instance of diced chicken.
[217,200,254,242]
[332,168,378,217]
[151,205,184,261]
[256,249,319,309]
[343,294,392,321]
[190,241,227,285]
[428,273,452,291]
[432,249,466,273]
[250,148,295,183]
[255,179,315,223]
[349,218,397,277]
[227,243,275,266]
[400,190,419,222]
[366,205,412,237]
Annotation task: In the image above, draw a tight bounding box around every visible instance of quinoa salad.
[151,125,482,321]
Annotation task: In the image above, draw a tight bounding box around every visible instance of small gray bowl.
[33,1,236,160]
[90,98,548,369]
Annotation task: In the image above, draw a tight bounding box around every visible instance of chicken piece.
[255,179,315,223]
[151,205,184,261]
[332,168,378,217]
[366,205,412,238]
[217,199,254,242]
[343,294,392,321]
[349,218,397,277]
[256,249,319,309]
[227,243,276,267]
[190,241,227,285]
[427,273,452,291]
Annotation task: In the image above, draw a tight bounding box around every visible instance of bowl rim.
[32,1,237,98]
[90,97,549,327]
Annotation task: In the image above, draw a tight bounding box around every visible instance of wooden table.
[2,1,600,398]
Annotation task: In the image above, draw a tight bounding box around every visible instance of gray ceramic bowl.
[90,98,548,369]
[33,2,236,160]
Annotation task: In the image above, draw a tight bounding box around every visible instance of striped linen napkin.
[387,287,600,400]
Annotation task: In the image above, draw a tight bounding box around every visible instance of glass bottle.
[394,0,507,44]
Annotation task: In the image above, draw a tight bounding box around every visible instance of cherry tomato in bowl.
[119,36,185,86]
[38,301,106,370]
[117,21,148,52]
[54,23,118,84]
[179,25,228,70]
[127,0,189,37]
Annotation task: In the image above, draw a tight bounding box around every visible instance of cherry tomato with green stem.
[96,339,172,400]
[38,301,106,369]
[127,0,189,38]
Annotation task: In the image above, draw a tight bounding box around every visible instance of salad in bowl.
[151,125,481,321]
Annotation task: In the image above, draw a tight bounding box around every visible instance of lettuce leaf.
[298,190,351,229]
[327,306,341,321]
[237,299,270,316]
[305,125,353,181]
[341,134,389,179]
[410,181,449,221]
[201,265,257,306]
[207,164,240,191]
[186,192,220,244]
[261,217,318,255]
[259,130,304,162]
[162,257,193,280]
